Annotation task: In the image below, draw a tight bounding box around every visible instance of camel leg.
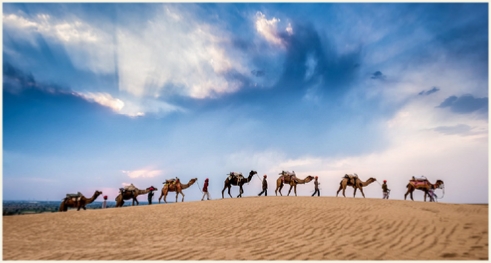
[228,186,233,198]
[237,186,243,198]
[353,187,357,198]
[158,191,164,204]
[359,188,366,198]
[276,182,284,196]
[222,184,227,199]
[342,186,347,198]
[181,191,185,202]
[287,184,293,196]
[336,185,343,197]
[294,185,297,196]
[164,193,168,203]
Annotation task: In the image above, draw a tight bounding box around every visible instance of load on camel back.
[228,172,245,182]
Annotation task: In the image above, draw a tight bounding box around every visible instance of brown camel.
[158,177,198,203]
[115,186,157,207]
[404,178,444,202]
[59,190,103,212]
[336,174,377,198]
[222,170,257,198]
[275,171,315,196]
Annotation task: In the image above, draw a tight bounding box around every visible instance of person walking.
[201,178,210,201]
[148,188,155,205]
[382,180,390,199]
[258,175,268,196]
[312,176,320,196]
[102,195,108,208]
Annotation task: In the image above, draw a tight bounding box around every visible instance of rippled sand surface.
[3,196,488,260]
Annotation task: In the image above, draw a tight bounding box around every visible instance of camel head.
[368,177,377,183]
[305,175,315,182]
[249,170,257,176]
[435,180,444,188]
[95,190,103,196]
[189,178,198,184]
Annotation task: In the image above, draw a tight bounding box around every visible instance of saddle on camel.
[228,172,244,182]
[65,192,83,202]
[343,173,359,186]
[410,175,429,186]
[119,183,137,195]
[163,178,179,185]
[280,171,299,183]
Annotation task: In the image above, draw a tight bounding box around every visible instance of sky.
[2,3,488,204]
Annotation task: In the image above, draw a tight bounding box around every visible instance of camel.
[404,178,444,202]
[222,170,257,198]
[275,171,314,196]
[158,177,198,203]
[336,174,377,198]
[59,190,103,212]
[115,186,157,207]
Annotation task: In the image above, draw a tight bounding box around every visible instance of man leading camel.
[258,175,268,196]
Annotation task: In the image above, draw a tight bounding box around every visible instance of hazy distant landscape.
[2,200,156,215]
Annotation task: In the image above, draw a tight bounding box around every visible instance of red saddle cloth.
[410,180,428,186]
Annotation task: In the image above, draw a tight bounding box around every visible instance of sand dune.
[3,197,488,260]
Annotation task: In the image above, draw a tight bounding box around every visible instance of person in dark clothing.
[312,176,320,196]
[258,175,268,196]
[201,178,210,201]
[382,180,390,199]
[148,189,154,205]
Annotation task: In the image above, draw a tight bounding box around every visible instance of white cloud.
[115,5,250,99]
[75,92,124,112]
[122,169,162,179]
[255,12,284,46]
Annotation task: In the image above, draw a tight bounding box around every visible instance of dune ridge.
[3,196,488,260]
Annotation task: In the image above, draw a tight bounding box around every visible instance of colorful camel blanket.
[410,180,429,187]
[164,179,178,185]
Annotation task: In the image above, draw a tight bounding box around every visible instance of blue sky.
[3,3,488,203]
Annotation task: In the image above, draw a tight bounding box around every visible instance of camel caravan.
[58,171,445,211]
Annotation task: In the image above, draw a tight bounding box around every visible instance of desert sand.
[3,196,488,260]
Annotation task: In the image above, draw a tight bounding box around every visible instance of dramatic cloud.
[3,12,116,74]
[115,5,251,100]
[418,87,440,96]
[437,94,488,115]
